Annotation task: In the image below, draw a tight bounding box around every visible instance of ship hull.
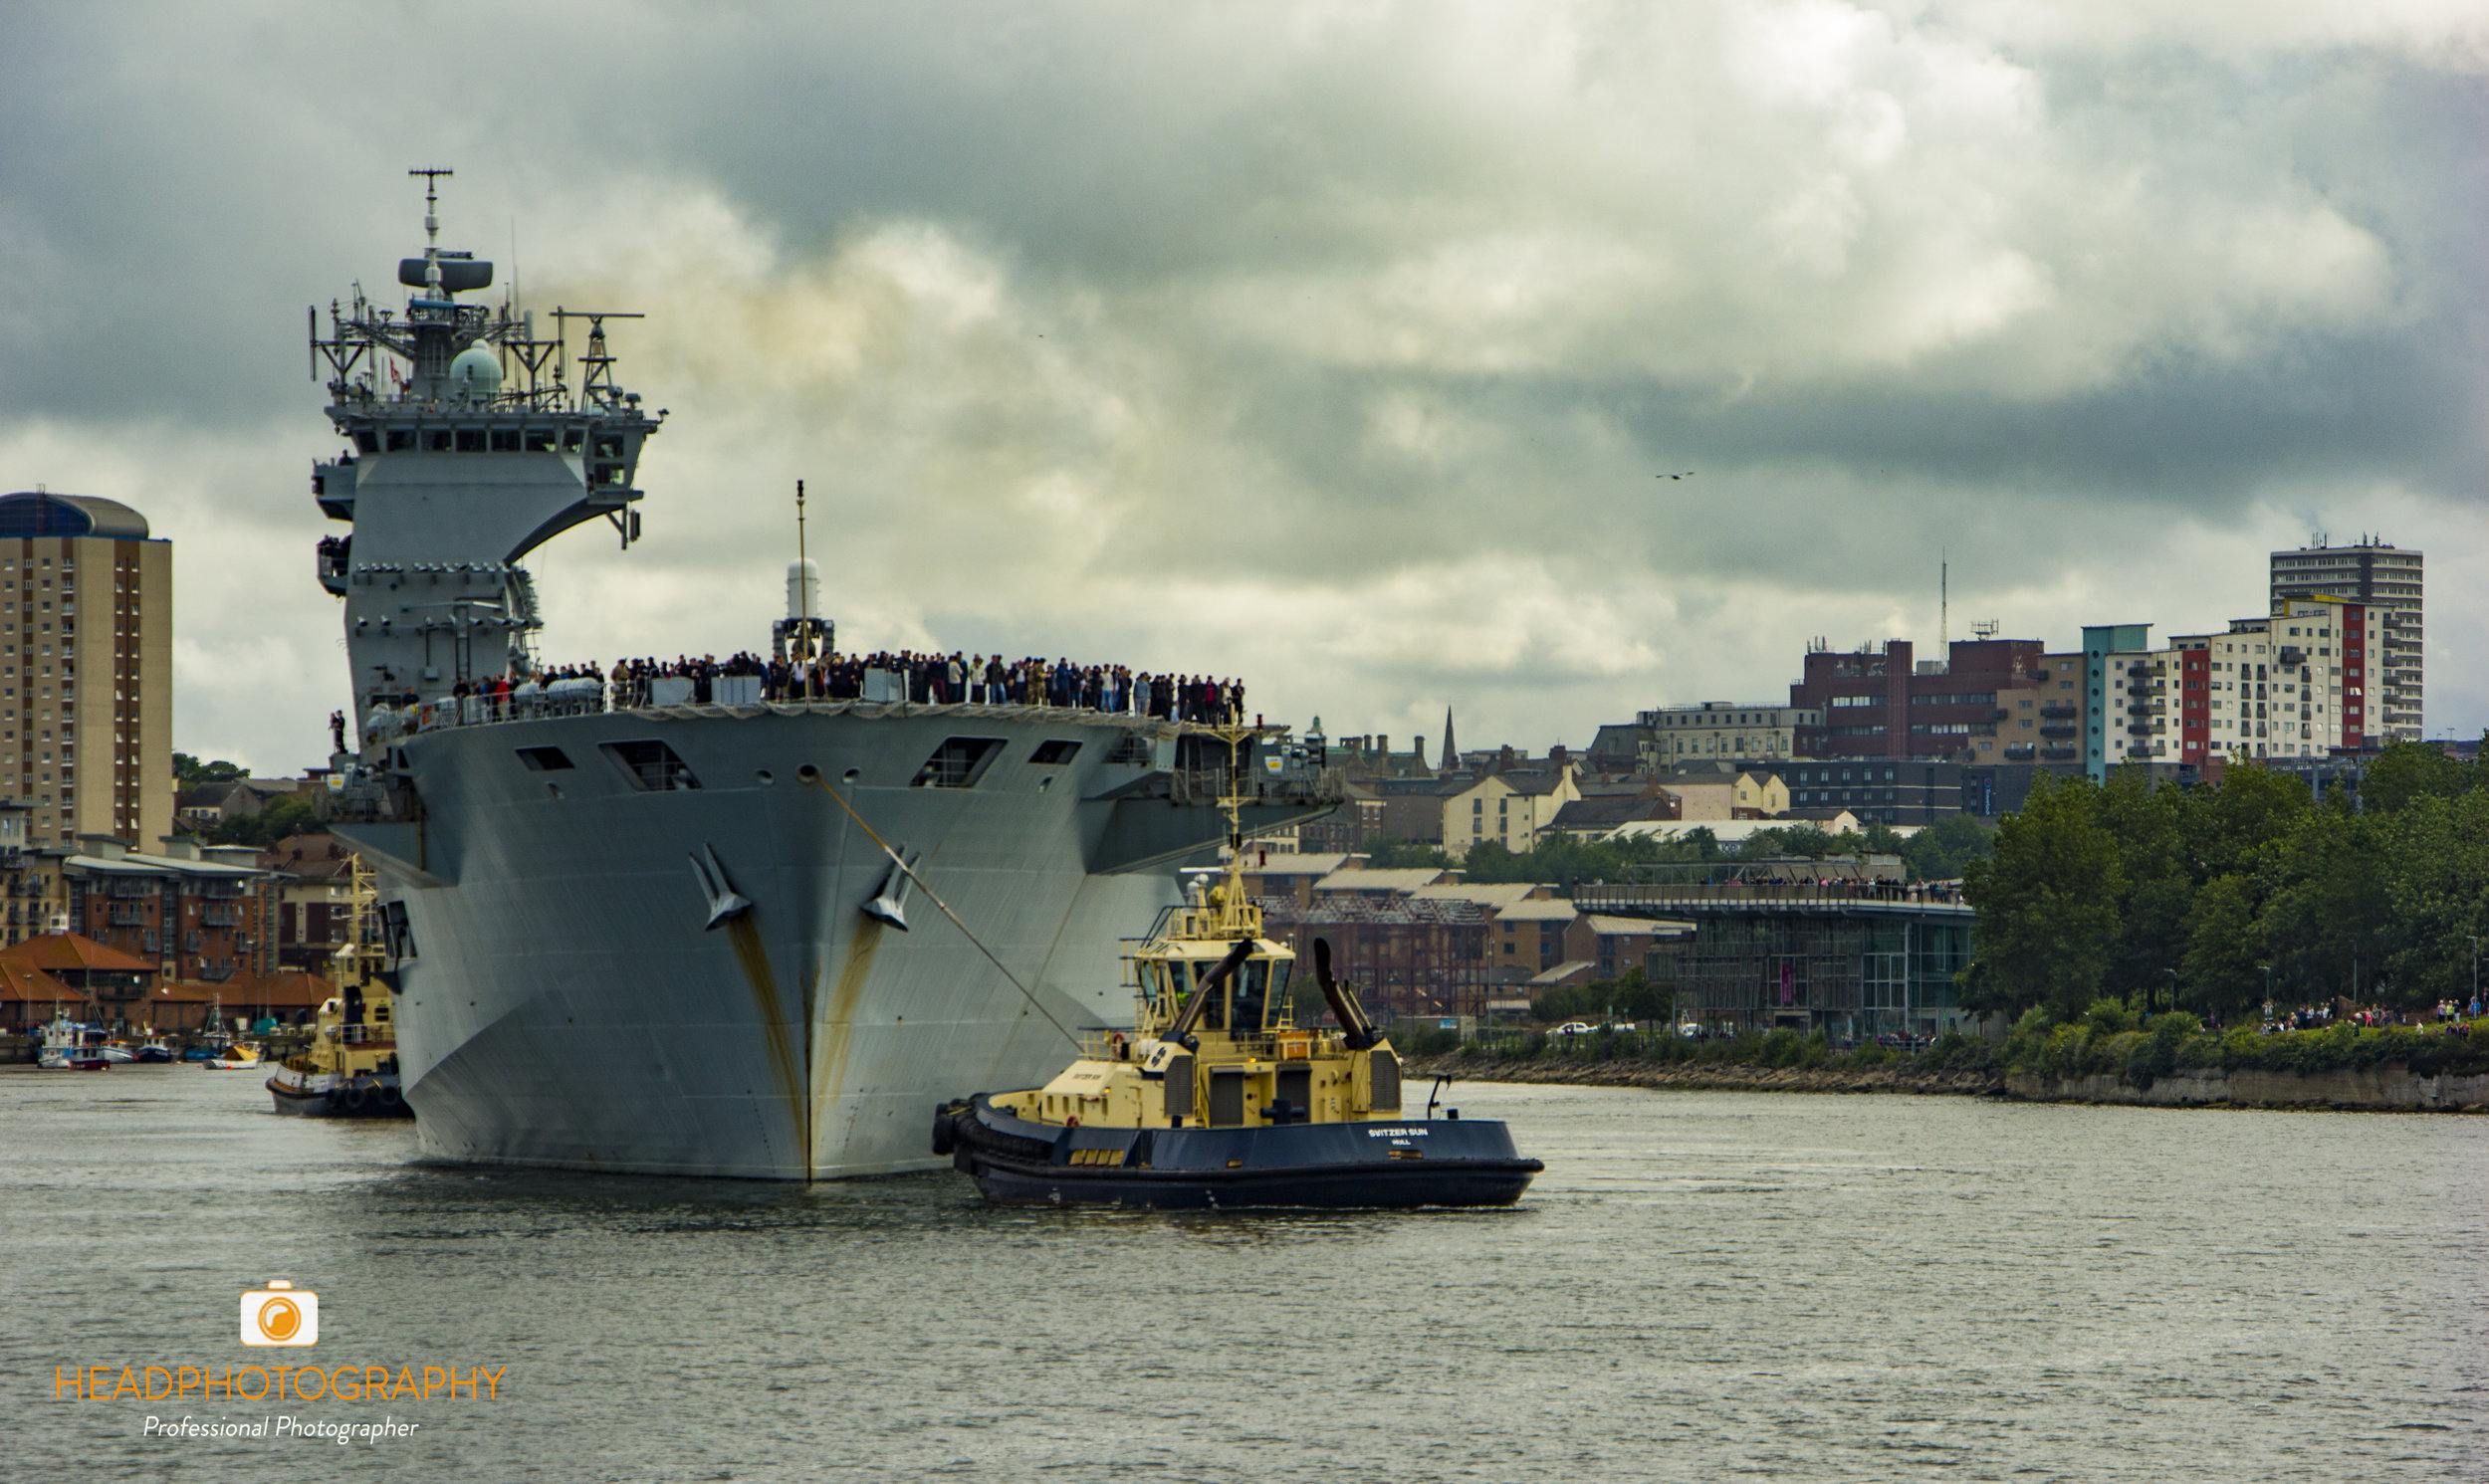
[336,704,1306,1180]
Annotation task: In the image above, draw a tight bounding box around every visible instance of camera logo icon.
[240,1280,319,1347]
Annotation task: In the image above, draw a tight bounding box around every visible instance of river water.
[4,1065,2483,1481]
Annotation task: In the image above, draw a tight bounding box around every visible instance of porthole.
[841,767,860,783]
[797,764,820,781]
[756,769,775,785]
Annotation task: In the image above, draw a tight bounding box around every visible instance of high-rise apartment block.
[0,493,173,849]
[2270,537,2419,740]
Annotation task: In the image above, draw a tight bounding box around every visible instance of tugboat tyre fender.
[931,1108,956,1157]
[377,1083,402,1109]
[343,1083,369,1112]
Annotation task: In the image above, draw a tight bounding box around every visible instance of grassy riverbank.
[1402,1006,2489,1103]
[2003,1001,2489,1087]
[1400,1025,2006,1097]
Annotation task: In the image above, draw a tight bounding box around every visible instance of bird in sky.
[1656,471,1695,480]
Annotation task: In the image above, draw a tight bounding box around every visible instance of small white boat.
[37,1017,126,1070]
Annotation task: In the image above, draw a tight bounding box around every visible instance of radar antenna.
[409,167,454,295]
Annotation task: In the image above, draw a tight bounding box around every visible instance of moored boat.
[38,1017,129,1070]
[937,742,1541,1209]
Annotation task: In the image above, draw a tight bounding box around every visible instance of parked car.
[1605,1022,1638,1033]
[1552,1021,1596,1036]
[1678,1023,1702,1039]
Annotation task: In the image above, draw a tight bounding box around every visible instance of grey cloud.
[2,0,2484,769]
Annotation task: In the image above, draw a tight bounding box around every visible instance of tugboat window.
[1028,740,1080,766]
[515,746,573,771]
[912,737,1005,788]
[1231,958,1269,1032]
[599,740,701,791]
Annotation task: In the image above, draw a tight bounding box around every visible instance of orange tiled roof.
[0,932,156,973]
[0,957,84,1006]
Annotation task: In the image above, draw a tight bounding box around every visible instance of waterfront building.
[1577,876,1976,1040]
[64,835,277,984]
[0,491,174,849]
[2270,537,2420,740]
[0,930,155,1028]
[1253,893,1489,1017]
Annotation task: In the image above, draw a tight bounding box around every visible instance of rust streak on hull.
[726,915,809,1177]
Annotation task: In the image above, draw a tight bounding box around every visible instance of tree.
[1533,966,1673,1026]
[2258,805,2394,1007]
[1959,775,2124,1020]
[1903,815,1994,883]
[205,794,318,848]
[2362,737,2480,815]
[173,753,248,791]
[2178,873,2264,1021]
[2094,765,2194,1001]
[2378,789,2489,1003]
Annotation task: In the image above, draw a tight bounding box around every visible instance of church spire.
[1439,705,1458,776]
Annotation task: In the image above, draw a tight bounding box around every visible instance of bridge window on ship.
[911,737,1005,789]
[1028,740,1080,766]
[598,739,700,792]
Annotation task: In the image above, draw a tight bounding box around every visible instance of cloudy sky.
[3,1,2484,773]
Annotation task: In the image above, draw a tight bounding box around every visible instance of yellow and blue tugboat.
[267,859,412,1119]
[936,745,1541,1208]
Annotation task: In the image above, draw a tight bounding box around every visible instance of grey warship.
[312,172,1334,1179]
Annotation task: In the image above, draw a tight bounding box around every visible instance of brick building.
[1790,638,2048,768]
[64,836,277,983]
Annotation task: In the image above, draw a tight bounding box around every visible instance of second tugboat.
[936,734,1542,1209]
[267,860,412,1119]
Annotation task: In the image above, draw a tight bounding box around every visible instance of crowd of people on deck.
[432,651,1248,724]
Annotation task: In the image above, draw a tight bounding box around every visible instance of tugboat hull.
[941,1095,1541,1209]
[267,1074,413,1119]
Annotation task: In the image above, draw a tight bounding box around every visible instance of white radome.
[448,343,504,400]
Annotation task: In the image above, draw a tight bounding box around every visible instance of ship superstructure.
[309,173,1337,1178]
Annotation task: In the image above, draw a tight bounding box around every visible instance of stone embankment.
[1404,1054,2003,1098]
[2008,1067,2489,1111]
[1410,1052,2489,1110]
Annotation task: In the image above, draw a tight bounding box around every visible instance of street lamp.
[2470,937,2480,1014]
[2159,967,2178,1016]
[2259,964,2273,1026]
